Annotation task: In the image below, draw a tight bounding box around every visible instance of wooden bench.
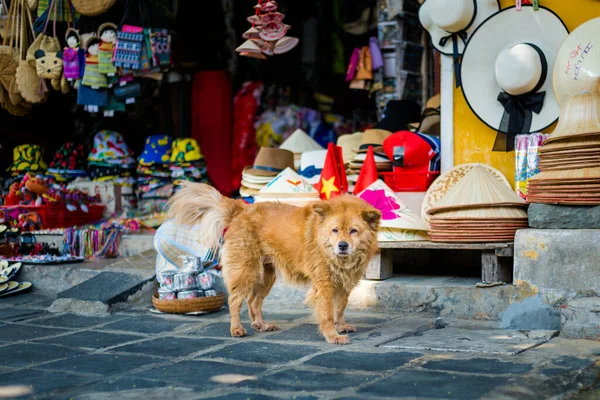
[365,242,514,284]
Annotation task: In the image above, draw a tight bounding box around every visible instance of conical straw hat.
[540,136,600,153]
[430,206,528,220]
[279,129,323,154]
[242,27,260,39]
[357,179,429,232]
[236,39,261,53]
[256,167,319,198]
[422,163,510,222]
[429,166,526,214]
[553,16,600,105]
[544,90,600,144]
[529,167,600,182]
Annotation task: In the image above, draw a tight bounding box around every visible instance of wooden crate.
[366,242,514,284]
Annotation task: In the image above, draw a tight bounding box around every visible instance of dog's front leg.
[334,288,356,333]
[314,284,351,345]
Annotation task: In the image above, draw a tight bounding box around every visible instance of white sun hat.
[460,5,568,151]
[298,149,327,185]
[419,0,500,87]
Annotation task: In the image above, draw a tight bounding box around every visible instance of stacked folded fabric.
[87,131,136,186]
[47,142,88,182]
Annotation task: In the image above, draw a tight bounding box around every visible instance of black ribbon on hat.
[438,0,477,88]
[494,43,547,152]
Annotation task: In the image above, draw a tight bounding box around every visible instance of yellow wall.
[453,0,600,187]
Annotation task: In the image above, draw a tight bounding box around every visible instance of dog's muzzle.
[335,241,350,256]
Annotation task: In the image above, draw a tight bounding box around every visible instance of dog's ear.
[312,203,331,218]
[362,209,381,228]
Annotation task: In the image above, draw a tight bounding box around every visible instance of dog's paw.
[230,326,247,337]
[337,323,357,333]
[252,322,280,332]
[327,334,351,345]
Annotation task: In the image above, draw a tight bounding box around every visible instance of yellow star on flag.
[320,176,339,200]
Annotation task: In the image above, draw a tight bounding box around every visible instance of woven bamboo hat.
[543,88,600,144]
[337,132,362,164]
[243,147,295,177]
[422,163,510,222]
[428,165,526,214]
[553,17,600,105]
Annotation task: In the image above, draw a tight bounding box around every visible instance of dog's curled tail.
[167,182,246,249]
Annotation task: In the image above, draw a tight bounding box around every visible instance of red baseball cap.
[383,130,434,168]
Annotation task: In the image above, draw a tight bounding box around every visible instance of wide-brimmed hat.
[460,6,568,151]
[419,0,500,56]
[7,144,48,175]
[243,147,295,177]
[299,149,327,185]
[98,22,118,37]
[354,129,392,154]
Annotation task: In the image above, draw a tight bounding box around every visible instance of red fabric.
[383,130,434,168]
[231,82,263,191]
[191,71,234,196]
[314,143,348,200]
[353,146,378,195]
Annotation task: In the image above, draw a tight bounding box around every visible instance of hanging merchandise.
[345,48,360,82]
[236,0,299,59]
[518,0,539,11]
[37,0,78,23]
[459,5,568,151]
[0,0,34,116]
[355,46,373,80]
[0,0,9,40]
[112,0,171,73]
[71,0,116,17]
[63,28,81,81]
[369,37,383,70]
[419,0,500,88]
[97,22,117,76]
[78,37,108,111]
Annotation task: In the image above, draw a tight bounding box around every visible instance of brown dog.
[167,182,381,344]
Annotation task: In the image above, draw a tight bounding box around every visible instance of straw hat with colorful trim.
[243,147,295,177]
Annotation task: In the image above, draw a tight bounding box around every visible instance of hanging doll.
[82,37,108,89]
[79,37,108,111]
[97,23,118,77]
[63,28,82,82]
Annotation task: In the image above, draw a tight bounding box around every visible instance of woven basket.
[71,0,116,16]
[152,292,226,314]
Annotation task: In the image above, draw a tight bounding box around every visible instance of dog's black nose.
[338,242,349,251]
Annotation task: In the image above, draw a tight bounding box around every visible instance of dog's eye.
[350,229,358,234]
[332,228,339,234]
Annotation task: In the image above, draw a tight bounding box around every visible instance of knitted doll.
[82,37,108,89]
[98,23,117,77]
[63,29,81,81]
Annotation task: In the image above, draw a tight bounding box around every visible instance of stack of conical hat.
[427,166,528,243]
[253,167,320,206]
[529,17,600,205]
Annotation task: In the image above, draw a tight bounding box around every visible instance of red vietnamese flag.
[315,143,348,200]
[353,146,378,194]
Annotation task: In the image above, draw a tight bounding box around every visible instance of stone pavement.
[1,293,600,400]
